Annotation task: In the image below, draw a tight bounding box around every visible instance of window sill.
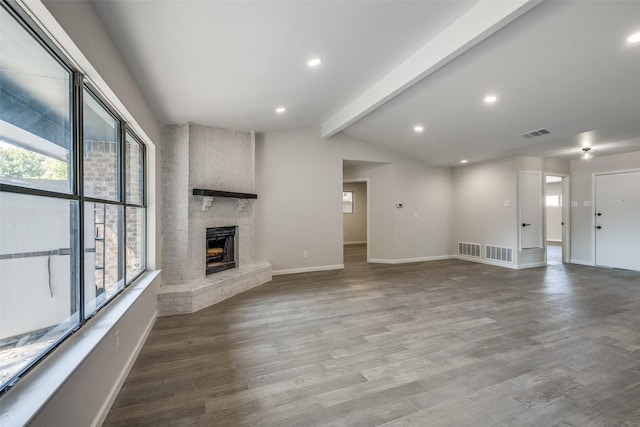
[0,270,160,426]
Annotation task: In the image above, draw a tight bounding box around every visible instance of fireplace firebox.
[206,226,236,275]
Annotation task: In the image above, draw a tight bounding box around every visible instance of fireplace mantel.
[192,188,257,199]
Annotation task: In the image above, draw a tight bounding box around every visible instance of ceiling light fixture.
[414,125,424,133]
[484,95,497,104]
[581,147,593,160]
[307,58,322,67]
[275,107,286,114]
[460,159,468,164]
[628,32,640,44]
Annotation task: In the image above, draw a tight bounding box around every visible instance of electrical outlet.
[115,329,120,353]
[303,250,308,258]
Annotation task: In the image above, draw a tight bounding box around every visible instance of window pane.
[0,192,79,389]
[83,89,120,201]
[84,202,123,316]
[126,132,143,205]
[0,6,72,193]
[126,207,145,282]
[546,195,560,207]
[342,191,354,214]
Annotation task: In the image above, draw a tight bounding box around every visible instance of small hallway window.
[343,191,354,214]
[546,195,560,207]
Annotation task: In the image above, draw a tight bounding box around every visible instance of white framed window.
[0,3,146,395]
[342,191,354,214]
[546,195,560,207]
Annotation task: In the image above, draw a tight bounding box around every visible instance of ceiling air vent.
[521,128,551,139]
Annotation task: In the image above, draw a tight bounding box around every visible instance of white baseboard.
[454,255,518,269]
[272,264,344,276]
[458,255,526,269]
[344,241,367,246]
[368,255,452,265]
[571,259,594,266]
[517,262,546,269]
[94,311,157,427]
[454,255,546,270]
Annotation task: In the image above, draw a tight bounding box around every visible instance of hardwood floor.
[547,242,562,266]
[104,245,640,426]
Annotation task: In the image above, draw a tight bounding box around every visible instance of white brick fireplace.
[158,123,271,316]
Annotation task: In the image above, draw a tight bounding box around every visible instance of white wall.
[545,181,562,242]
[393,159,454,261]
[453,156,569,268]
[453,157,518,259]
[570,150,640,264]
[342,181,367,244]
[0,1,162,425]
[255,126,453,272]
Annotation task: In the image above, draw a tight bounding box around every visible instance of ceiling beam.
[321,0,542,139]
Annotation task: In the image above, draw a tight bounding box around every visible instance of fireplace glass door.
[206,226,236,274]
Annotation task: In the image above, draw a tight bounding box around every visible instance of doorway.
[520,172,543,250]
[343,180,368,265]
[545,175,570,265]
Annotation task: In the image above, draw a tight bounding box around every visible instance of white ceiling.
[92,0,640,166]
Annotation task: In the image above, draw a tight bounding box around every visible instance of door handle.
[522,223,531,227]
[596,212,602,216]
[596,225,602,230]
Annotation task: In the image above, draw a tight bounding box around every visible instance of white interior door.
[520,172,543,250]
[595,171,640,271]
[561,177,570,263]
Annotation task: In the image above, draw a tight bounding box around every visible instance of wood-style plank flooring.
[104,245,640,426]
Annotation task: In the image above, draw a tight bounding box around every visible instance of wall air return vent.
[521,128,551,139]
[485,245,513,263]
[458,242,481,258]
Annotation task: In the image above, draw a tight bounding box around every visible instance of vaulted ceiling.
[93,0,640,166]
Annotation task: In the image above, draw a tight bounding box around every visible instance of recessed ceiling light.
[275,107,286,114]
[484,95,497,104]
[460,159,468,164]
[628,32,640,43]
[413,125,424,133]
[308,58,322,67]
